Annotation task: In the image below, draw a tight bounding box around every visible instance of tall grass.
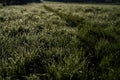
[0,3,120,80]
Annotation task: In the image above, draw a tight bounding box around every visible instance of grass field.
[0,2,120,80]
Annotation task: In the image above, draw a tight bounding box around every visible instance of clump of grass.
[0,16,6,22]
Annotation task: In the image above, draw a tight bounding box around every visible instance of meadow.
[0,2,120,80]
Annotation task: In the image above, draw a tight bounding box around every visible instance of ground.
[0,2,120,80]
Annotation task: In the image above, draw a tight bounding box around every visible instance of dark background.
[45,0,120,3]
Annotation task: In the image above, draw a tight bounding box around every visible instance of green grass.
[0,2,120,80]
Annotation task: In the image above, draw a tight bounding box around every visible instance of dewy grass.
[0,2,120,80]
